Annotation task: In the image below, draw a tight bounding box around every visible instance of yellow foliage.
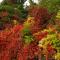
[33,32,40,36]
[56,10,60,19]
[23,16,35,28]
[13,20,19,25]
[55,53,60,60]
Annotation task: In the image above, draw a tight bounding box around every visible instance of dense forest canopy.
[0,0,60,60]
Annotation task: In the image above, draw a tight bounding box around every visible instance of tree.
[39,0,60,13]
[38,0,60,25]
[29,0,37,6]
[0,0,28,30]
[2,0,27,4]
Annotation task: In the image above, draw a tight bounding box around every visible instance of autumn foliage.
[0,1,60,60]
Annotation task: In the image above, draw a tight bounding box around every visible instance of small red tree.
[28,6,51,33]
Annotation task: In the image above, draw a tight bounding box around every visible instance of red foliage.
[0,24,39,60]
[28,40,39,59]
[12,24,23,32]
[29,6,51,22]
[17,40,39,60]
[0,23,53,60]
[0,10,8,17]
[29,6,51,34]
[47,44,56,55]
[0,24,24,60]
[33,31,48,41]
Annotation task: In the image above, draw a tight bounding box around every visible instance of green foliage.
[0,5,14,14]
[23,35,34,44]
[0,0,28,26]
[39,0,60,13]
[22,26,34,44]
[29,0,36,5]
[0,0,27,29]
[54,25,60,32]
[22,28,30,35]
[2,0,27,5]
[17,4,28,19]
[38,0,60,25]
[40,29,60,52]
